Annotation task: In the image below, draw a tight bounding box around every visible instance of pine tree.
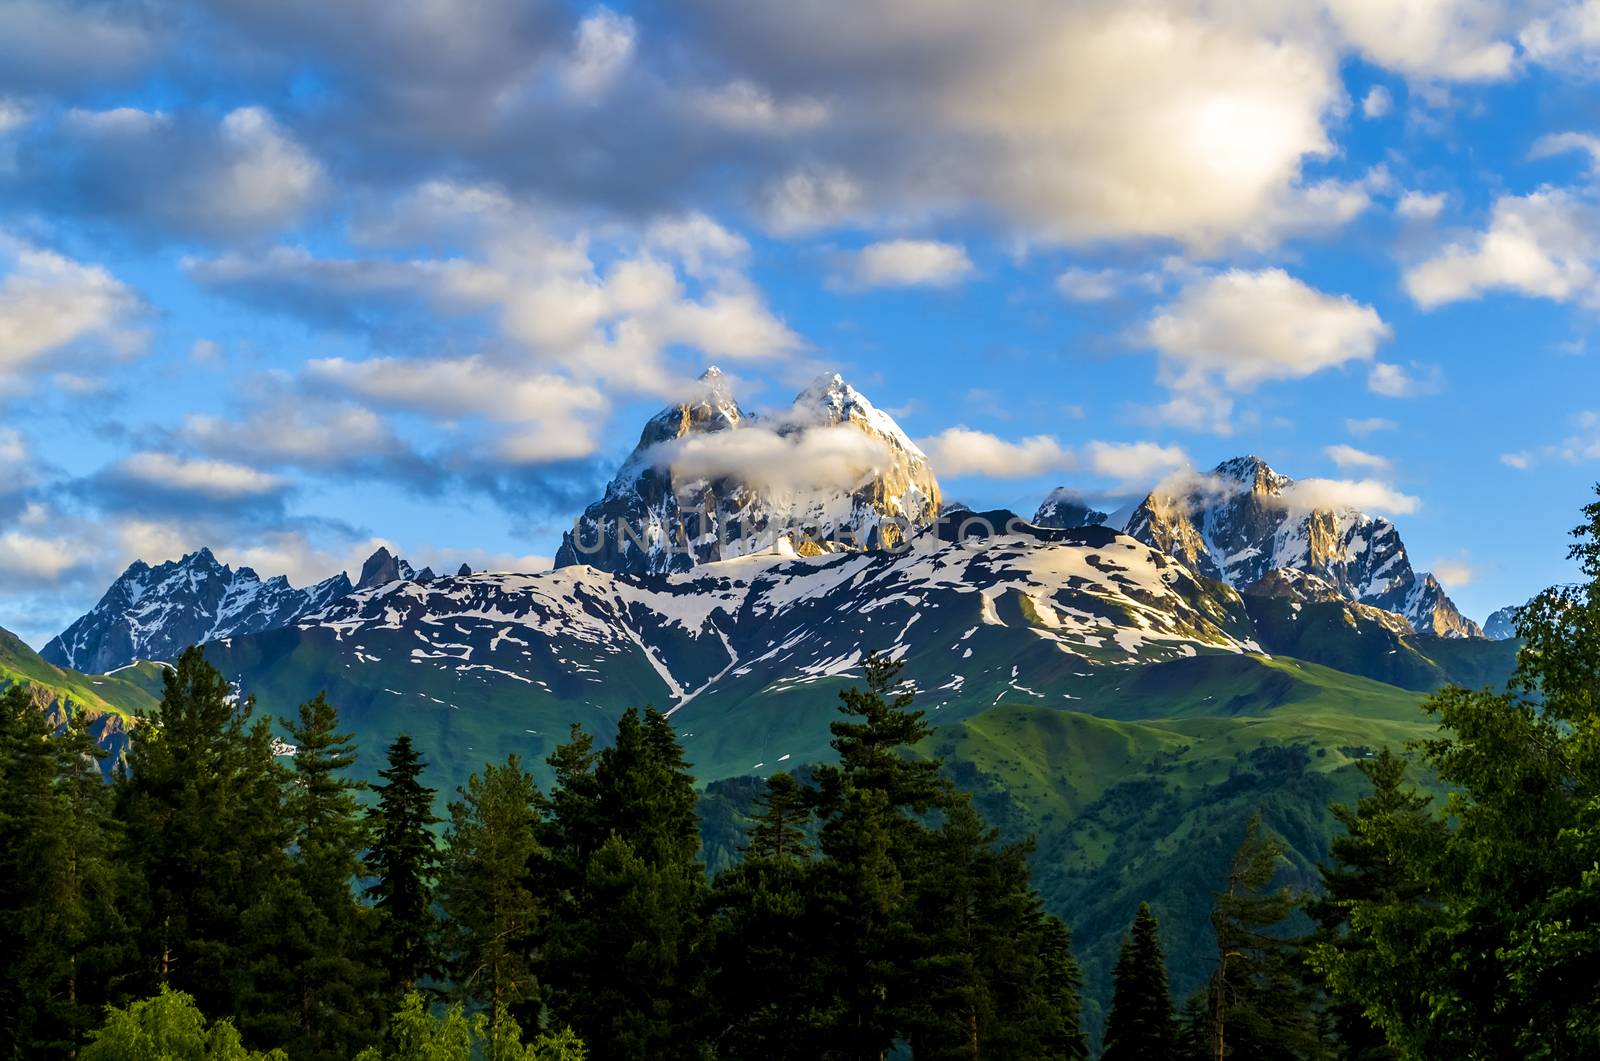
[1103,903,1176,1061]
[116,646,294,1023]
[364,735,442,1003]
[240,693,376,1058]
[541,709,711,1061]
[1205,813,1325,1061]
[437,753,544,1034]
[709,771,821,1059]
[746,770,811,862]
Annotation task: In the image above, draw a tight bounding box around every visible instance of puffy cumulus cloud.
[20,105,324,240]
[1322,0,1517,81]
[1325,443,1391,471]
[1404,189,1600,308]
[1083,441,1190,491]
[306,355,608,463]
[562,8,636,99]
[848,240,973,289]
[1138,269,1388,431]
[918,428,1076,479]
[1280,477,1421,516]
[0,531,81,585]
[191,190,800,395]
[0,236,143,382]
[650,424,892,493]
[1530,130,1600,172]
[106,452,288,501]
[1362,86,1393,118]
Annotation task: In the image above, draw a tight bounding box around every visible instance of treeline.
[0,652,1087,1059]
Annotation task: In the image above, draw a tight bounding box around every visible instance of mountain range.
[2,371,1528,1034]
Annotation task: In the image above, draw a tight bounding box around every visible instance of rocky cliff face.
[553,368,941,574]
[1119,456,1481,638]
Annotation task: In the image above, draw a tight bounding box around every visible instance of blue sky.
[2,0,1599,646]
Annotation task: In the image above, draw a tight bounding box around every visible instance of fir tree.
[240,693,376,1058]
[542,709,711,1061]
[1103,903,1176,1061]
[746,770,811,862]
[437,753,544,1034]
[364,735,442,1002]
[116,647,293,1023]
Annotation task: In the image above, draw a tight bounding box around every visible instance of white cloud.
[1501,450,1533,469]
[652,424,892,493]
[1138,268,1388,431]
[1362,85,1392,118]
[1405,189,1600,308]
[1325,443,1391,472]
[183,401,402,468]
[307,355,608,463]
[1281,477,1420,515]
[0,532,78,582]
[1368,361,1441,398]
[1431,557,1476,587]
[1345,416,1397,436]
[204,107,325,231]
[1530,130,1600,173]
[1396,191,1446,220]
[850,240,973,289]
[1084,441,1190,491]
[1322,0,1516,81]
[563,9,636,98]
[0,236,143,380]
[112,452,288,500]
[918,428,1075,479]
[1520,2,1600,74]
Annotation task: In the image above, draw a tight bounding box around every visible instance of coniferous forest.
[5,492,1600,1060]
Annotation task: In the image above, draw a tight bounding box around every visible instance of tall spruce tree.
[437,753,544,1034]
[240,693,376,1059]
[364,735,442,1003]
[542,709,711,1061]
[116,647,292,1024]
[1103,903,1176,1061]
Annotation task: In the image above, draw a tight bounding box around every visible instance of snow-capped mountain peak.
[554,371,941,575]
[1112,456,1480,638]
[41,545,436,673]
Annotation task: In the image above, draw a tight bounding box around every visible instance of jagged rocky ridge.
[1113,456,1480,638]
[41,546,426,674]
[552,368,941,575]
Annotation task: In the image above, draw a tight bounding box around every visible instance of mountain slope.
[1,624,164,764]
[1120,456,1480,638]
[205,520,1259,790]
[552,369,941,574]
